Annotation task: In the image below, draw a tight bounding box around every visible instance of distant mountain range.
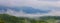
[0,6,51,14]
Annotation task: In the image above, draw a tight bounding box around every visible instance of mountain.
[22,6,50,14]
[0,6,51,14]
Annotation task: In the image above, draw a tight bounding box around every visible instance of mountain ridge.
[0,6,50,14]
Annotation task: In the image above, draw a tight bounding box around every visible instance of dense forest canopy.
[0,14,60,23]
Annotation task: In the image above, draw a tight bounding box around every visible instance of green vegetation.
[0,14,60,23]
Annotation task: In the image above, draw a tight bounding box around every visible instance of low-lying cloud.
[0,0,60,18]
[0,6,60,18]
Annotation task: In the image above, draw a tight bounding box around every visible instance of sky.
[0,0,60,18]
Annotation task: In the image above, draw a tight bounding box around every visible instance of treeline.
[0,14,60,23]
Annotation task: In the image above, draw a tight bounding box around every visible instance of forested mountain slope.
[0,14,60,23]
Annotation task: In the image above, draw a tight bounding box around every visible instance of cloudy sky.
[0,0,60,9]
[0,0,60,18]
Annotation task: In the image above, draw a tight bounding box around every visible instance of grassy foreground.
[0,14,60,23]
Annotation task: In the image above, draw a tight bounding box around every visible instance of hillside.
[0,14,60,23]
